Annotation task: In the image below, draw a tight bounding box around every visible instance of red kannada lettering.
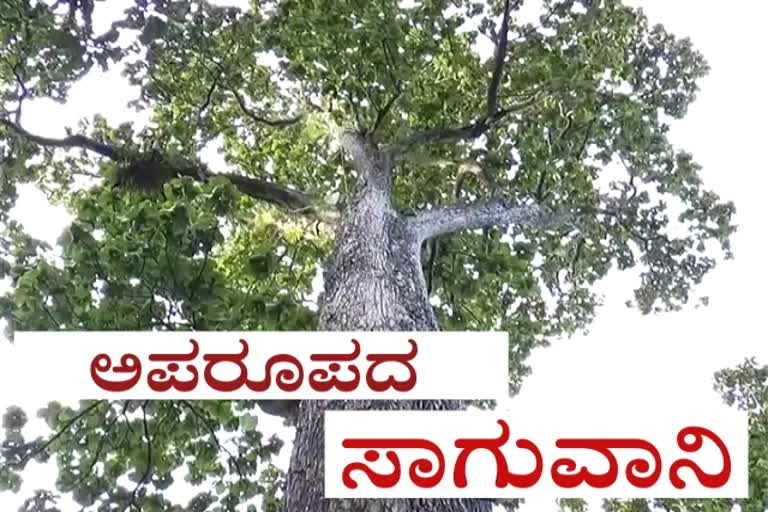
[147,338,200,392]
[308,339,361,392]
[90,353,142,392]
[202,339,304,392]
[454,419,542,488]
[342,438,445,489]
[669,426,731,489]
[342,448,401,489]
[338,422,729,492]
[365,338,418,392]
[551,438,662,489]
[202,339,250,392]
[246,352,304,392]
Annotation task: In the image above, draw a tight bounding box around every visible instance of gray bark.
[407,200,571,245]
[282,133,494,512]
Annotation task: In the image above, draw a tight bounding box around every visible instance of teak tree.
[0,0,740,511]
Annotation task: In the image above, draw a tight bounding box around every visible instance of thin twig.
[125,401,152,512]
[230,88,303,128]
[3,401,104,471]
[69,401,128,490]
[180,401,244,479]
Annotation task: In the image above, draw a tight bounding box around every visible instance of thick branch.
[389,123,482,158]
[0,118,121,160]
[219,172,334,221]
[486,0,514,120]
[389,0,518,159]
[407,199,573,243]
[388,92,541,160]
[0,118,335,221]
[372,86,403,134]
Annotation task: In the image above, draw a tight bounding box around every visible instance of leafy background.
[0,0,765,511]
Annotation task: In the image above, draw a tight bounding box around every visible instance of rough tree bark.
[282,133,495,512]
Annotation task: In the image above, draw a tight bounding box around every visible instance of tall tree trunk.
[282,134,493,512]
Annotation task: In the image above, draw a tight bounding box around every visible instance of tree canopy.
[0,0,750,511]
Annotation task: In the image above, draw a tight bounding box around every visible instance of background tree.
[0,0,737,511]
[589,359,768,512]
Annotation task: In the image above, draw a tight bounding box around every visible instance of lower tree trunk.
[282,135,493,512]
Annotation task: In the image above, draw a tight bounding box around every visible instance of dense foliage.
[0,0,750,510]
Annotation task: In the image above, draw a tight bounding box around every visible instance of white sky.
[1,0,767,510]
